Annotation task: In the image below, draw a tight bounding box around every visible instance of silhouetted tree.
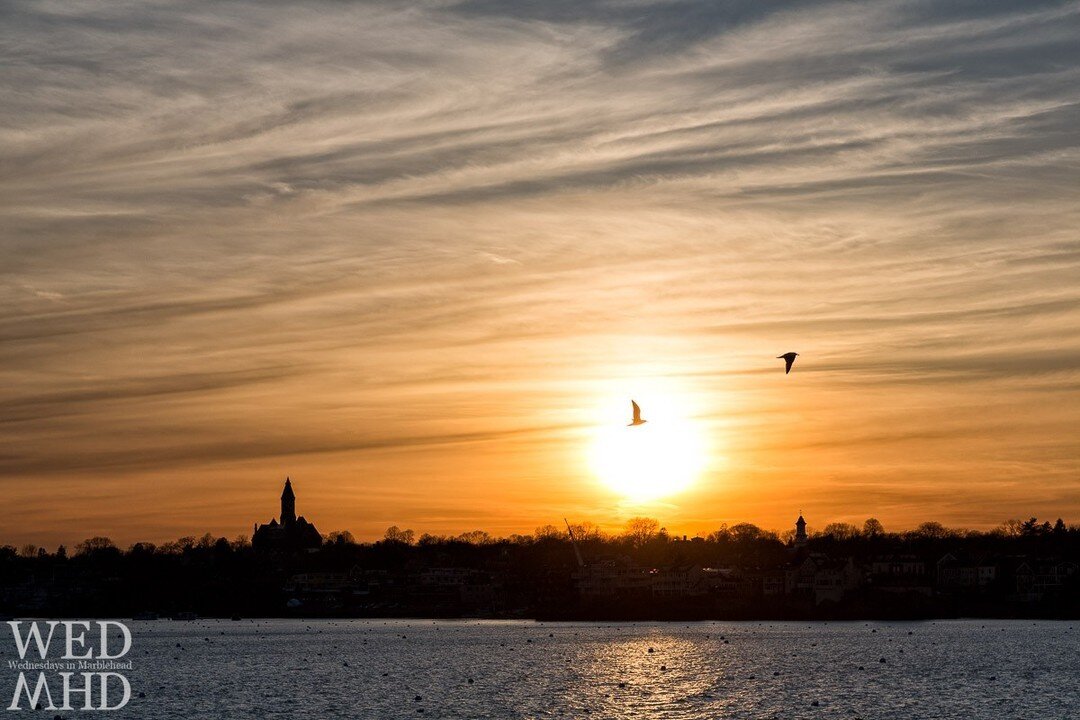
[914,522,948,540]
[730,523,769,543]
[327,530,357,545]
[823,523,859,540]
[999,519,1025,537]
[75,537,117,555]
[158,536,195,554]
[534,525,562,541]
[624,517,661,547]
[456,530,493,545]
[568,521,604,542]
[706,524,730,543]
[863,518,885,537]
[382,526,414,545]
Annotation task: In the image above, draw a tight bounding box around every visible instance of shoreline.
[7,610,1077,622]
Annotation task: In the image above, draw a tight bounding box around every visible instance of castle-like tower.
[252,477,322,553]
[794,513,808,548]
[280,477,296,525]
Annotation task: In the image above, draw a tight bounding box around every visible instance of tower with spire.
[794,512,808,548]
[280,477,296,526]
[252,477,322,553]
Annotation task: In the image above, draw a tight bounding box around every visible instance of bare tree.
[383,526,415,545]
[75,537,116,555]
[623,517,660,547]
[823,522,860,540]
[534,524,562,541]
[325,530,356,545]
[998,519,1024,537]
[456,530,492,545]
[914,521,948,539]
[706,523,731,542]
[568,521,604,542]
[730,523,766,542]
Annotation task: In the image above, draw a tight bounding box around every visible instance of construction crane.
[564,518,584,568]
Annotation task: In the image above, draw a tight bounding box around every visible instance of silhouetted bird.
[777,352,799,374]
[628,400,647,426]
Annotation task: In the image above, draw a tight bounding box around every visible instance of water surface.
[5,619,1076,719]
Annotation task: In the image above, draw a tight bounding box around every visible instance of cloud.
[1,0,1078,544]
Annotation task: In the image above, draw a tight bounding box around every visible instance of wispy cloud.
[1,0,1078,545]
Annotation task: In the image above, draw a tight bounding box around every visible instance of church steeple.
[252,476,322,553]
[794,512,808,547]
[280,477,296,525]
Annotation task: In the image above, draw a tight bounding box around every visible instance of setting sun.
[588,394,708,502]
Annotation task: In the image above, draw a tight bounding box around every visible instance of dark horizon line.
[6,515,1076,553]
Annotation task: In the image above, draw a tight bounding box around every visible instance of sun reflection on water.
[552,631,744,717]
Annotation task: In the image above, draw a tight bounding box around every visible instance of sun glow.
[588,391,708,502]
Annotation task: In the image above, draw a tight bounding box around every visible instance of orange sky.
[2,1,1079,548]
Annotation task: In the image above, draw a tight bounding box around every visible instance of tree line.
[4,515,1076,560]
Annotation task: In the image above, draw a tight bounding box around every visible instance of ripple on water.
[4,619,1073,719]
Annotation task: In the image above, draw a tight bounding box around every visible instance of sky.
[2,0,1079,548]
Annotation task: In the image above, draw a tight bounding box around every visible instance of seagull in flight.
[628,400,647,426]
[777,352,799,374]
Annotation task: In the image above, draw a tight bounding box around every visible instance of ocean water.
[3,619,1077,719]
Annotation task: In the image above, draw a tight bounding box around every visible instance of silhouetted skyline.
[3,508,1076,621]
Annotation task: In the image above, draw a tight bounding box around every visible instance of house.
[936,553,997,591]
[868,554,932,596]
[701,567,740,595]
[871,554,926,577]
[1012,560,1078,601]
[651,566,706,598]
[572,557,653,598]
[786,553,860,604]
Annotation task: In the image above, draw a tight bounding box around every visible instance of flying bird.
[777,352,799,374]
[628,400,647,426]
